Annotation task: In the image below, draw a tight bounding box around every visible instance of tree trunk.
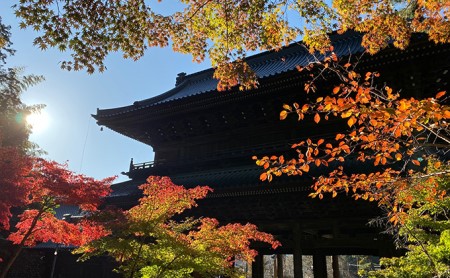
[1,209,44,278]
[0,245,23,278]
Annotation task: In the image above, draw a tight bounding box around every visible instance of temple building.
[93,31,449,278]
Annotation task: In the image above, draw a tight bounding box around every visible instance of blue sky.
[1,1,210,182]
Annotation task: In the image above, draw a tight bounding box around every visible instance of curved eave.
[94,32,366,121]
[93,32,446,146]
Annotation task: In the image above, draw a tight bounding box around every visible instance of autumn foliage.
[254,49,449,228]
[76,176,280,278]
[0,155,114,232]
[0,151,114,276]
[13,0,450,90]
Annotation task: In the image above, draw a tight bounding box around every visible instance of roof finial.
[176,72,187,86]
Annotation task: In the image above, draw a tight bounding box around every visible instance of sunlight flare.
[26,110,50,133]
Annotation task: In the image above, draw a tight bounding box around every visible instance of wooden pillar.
[313,254,327,278]
[252,253,264,278]
[331,222,340,278]
[293,225,303,278]
[332,255,340,278]
[276,254,283,278]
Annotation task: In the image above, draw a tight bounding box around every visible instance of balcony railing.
[129,160,156,172]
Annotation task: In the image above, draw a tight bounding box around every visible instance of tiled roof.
[95,31,364,118]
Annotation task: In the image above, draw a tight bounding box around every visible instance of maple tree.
[254,53,449,219]
[0,157,115,277]
[0,17,115,277]
[0,16,43,235]
[366,160,450,278]
[76,176,280,278]
[12,0,449,90]
[252,51,449,274]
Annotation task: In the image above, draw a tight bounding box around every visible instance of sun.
[26,110,50,133]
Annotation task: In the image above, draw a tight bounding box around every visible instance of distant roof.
[95,31,364,118]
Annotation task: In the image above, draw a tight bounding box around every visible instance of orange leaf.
[445,110,450,119]
[412,160,420,166]
[434,161,441,168]
[301,104,309,112]
[436,91,446,99]
[315,159,321,167]
[335,134,345,140]
[300,164,310,172]
[280,110,288,120]
[332,86,340,94]
[317,139,324,146]
[332,191,337,198]
[260,172,267,181]
[314,113,320,123]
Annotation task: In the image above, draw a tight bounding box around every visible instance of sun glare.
[26,110,50,133]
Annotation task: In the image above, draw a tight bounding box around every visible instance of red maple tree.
[76,176,280,277]
[0,153,114,277]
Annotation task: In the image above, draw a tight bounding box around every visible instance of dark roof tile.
[95,32,364,118]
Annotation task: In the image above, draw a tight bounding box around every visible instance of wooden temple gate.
[95,31,450,277]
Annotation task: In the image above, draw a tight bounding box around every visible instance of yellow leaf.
[314,113,320,123]
[283,104,292,111]
[341,110,352,118]
[385,86,392,95]
[316,97,323,103]
[280,110,288,120]
[332,191,337,198]
[347,116,356,127]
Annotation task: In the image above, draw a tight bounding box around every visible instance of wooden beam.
[276,254,283,278]
[251,253,263,278]
[332,255,340,278]
[293,225,304,278]
[313,254,327,278]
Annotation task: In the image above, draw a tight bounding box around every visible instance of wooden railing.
[129,160,156,172]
